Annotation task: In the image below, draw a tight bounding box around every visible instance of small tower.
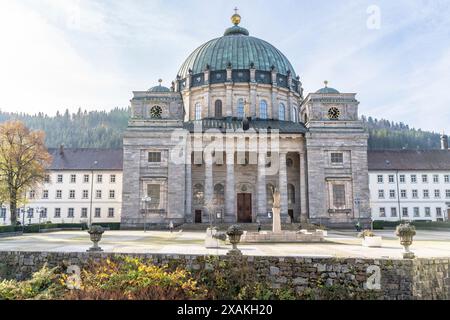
[300,81,370,228]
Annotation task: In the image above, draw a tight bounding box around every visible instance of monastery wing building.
[121,12,370,229]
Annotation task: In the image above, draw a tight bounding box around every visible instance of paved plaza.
[0,229,450,259]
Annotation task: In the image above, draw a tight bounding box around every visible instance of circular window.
[150,106,162,119]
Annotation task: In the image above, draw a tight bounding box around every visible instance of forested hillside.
[0,109,442,150]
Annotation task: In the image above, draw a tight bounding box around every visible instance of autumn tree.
[0,121,52,225]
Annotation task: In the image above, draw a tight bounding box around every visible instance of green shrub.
[0,264,64,300]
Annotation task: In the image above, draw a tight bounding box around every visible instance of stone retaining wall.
[0,251,448,300]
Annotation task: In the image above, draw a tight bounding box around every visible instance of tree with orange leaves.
[0,121,52,225]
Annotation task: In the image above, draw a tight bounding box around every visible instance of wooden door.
[237,193,252,223]
[195,210,202,223]
[448,209,450,221]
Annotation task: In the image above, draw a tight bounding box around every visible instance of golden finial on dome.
[231,7,241,25]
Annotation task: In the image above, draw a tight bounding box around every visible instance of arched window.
[266,184,275,207]
[291,106,298,122]
[278,103,285,121]
[288,184,295,204]
[193,183,204,205]
[195,103,202,120]
[215,100,223,118]
[213,184,224,206]
[260,100,268,119]
[237,98,244,119]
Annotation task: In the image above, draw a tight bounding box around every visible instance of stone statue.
[272,187,282,233]
[273,188,281,209]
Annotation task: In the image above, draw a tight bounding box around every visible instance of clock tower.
[300,81,370,228]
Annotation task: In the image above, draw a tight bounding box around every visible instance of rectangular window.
[147,184,161,207]
[434,190,441,198]
[96,190,102,199]
[436,207,442,217]
[70,174,76,183]
[446,190,450,198]
[391,207,397,217]
[411,175,417,183]
[389,190,396,198]
[82,190,89,199]
[95,208,101,218]
[423,190,429,198]
[399,175,405,183]
[43,190,49,199]
[54,208,61,218]
[108,208,114,218]
[445,175,450,183]
[433,175,439,183]
[27,208,34,218]
[379,208,386,217]
[378,190,385,199]
[57,174,63,183]
[330,153,343,164]
[377,175,383,183]
[0,208,6,218]
[412,190,418,199]
[109,190,115,199]
[40,208,47,218]
[97,175,103,183]
[425,207,431,217]
[29,190,35,199]
[422,175,428,183]
[44,174,50,183]
[56,190,62,199]
[84,174,90,183]
[68,208,74,218]
[332,184,346,208]
[148,152,162,163]
[413,207,420,217]
[400,190,407,199]
[69,190,75,199]
[388,175,395,183]
[402,207,408,217]
[110,175,116,183]
[81,208,88,218]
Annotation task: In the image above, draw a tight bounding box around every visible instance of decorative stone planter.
[362,236,382,248]
[87,225,104,252]
[396,223,416,259]
[226,225,243,256]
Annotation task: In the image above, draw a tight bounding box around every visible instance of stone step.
[175,223,302,232]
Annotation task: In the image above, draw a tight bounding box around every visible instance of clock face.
[150,106,162,119]
[328,107,340,119]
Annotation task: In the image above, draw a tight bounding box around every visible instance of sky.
[0,0,449,132]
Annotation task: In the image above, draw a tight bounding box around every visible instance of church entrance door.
[237,193,252,223]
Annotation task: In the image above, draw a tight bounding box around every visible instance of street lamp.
[89,160,99,228]
[141,196,151,232]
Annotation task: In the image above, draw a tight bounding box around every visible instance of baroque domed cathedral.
[121,11,370,228]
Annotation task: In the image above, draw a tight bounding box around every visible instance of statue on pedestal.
[272,188,282,233]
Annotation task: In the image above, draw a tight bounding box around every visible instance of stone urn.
[87,225,104,252]
[226,225,244,256]
[395,223,416,259]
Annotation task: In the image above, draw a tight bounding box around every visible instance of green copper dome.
[177,17,296,79]
[316,81,340,94]
[148,80,171,93]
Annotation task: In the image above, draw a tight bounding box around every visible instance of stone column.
[257,150,267,220]
[278,152,288,219]
[185,145,192,223]
[299,152,308,223]
[225,150,235,222]
[204,151,213,221]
